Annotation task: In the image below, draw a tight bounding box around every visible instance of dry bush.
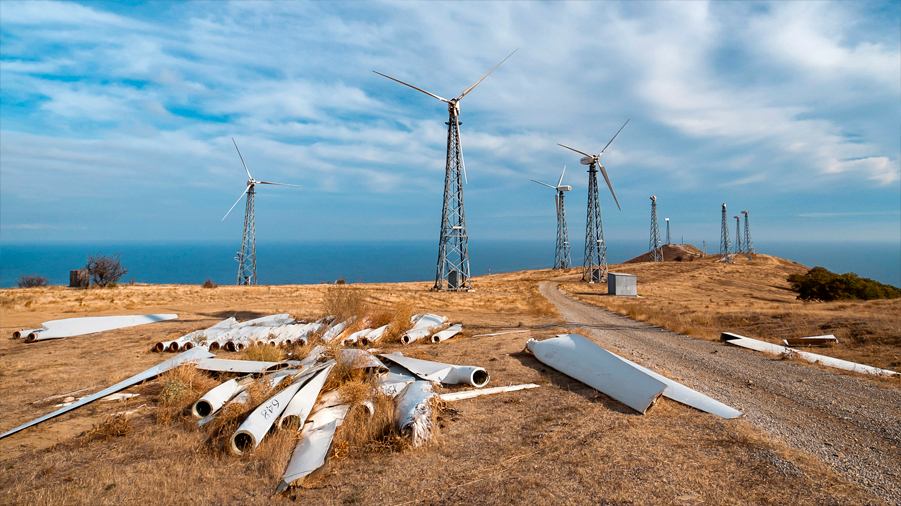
[322,285,368,321]
[202,279,217,288]
[381,300,417,344]
[16,273,49,288]
[152,365,220,423]
[322,355,371,392]
[333,379,401,455]
[85,252,128,287]
[243,343,284,362]
[76,414,132,446]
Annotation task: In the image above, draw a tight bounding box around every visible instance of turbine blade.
[557,143,592,158]
[598,119,630,156]
[557,165,566,187]
[232,138,252,180]
[598,165,621,211]
[258,181,301,187]
[222,186,249,221]
[457,127,468,184]
[457,48,518,100]
[372,71,450,103]
[531,179,556,190]
[555,192,560,212]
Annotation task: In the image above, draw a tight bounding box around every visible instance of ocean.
[1,239,898,288]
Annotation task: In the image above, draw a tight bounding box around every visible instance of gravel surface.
[540,280,901,505]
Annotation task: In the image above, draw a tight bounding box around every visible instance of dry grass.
[243,343,285,362]
[559,253,901,372]
[0,266,887,505]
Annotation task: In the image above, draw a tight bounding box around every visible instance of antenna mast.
[648,196,663,262]
[742,210,753,260]
[734,215,743,258]
[665,218,671,245]
[719,203,732,263]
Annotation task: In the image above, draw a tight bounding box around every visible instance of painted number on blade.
[261,399,280,419]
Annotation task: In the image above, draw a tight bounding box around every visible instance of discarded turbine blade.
[431,324,463,343]
[557,143,592,158]
[525,334,666,414]
[598,164,621,211]
[607,354,743,419]
[278,364,334,429]
[276,419,341,494]
[598,119,630,155]
[233,137,253,180]
[379,352,489,387]
[359,324,390,346]
[194,358,287,374]
[0,347,213,440]
[222,186,249,221]
[372,71,450,103]
[401,314,447,344]
[395,380,436,447]
[230,373,311,455]
[721,332,898,377]
[192,377,248,418]
[25,314,178,342]
[471,329,530,337]
[378,370,417,397]
[13,328,42,339]
[438,383,540,402]
[337,349,389,375]
[782,335,838,347]
[457,48,518,100]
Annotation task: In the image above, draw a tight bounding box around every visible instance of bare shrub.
[322,285,367,321]
[15,273,49,288]
[86,252,128,287]
[202,279,217,288]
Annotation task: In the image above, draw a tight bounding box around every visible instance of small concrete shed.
[607,272,637,297]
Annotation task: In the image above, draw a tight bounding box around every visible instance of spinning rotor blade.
[258,181,301,187]
[557,143,593,158]
[372,71,450,103]
[598,165,621,211]
[232,138,252,180]
[222,186,249,221]
[457,48,518,100]
[531,179,557,190]
[557,165,566,187]
[598,119,630,156]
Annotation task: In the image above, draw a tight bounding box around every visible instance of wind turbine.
[558,119,629,283]
[222,138,299,286]
[531,166,572,269]
[374,49,517,291]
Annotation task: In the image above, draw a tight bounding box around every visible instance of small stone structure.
[69,269,89,288]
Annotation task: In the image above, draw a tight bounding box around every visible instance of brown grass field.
[0,257,895,505]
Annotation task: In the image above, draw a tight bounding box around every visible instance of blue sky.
[1,1,899,248]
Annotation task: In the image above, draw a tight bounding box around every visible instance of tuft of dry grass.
[243,343,284,362]
[322,285,368,322]
[151,365,220,424]
[76,414,132,447]
[333,381,402,456]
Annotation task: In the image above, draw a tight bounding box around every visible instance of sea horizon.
[2,239,899,289]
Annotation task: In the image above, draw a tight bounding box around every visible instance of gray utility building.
[607,272,637,297]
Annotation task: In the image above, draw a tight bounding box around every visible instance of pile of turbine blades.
[153,313,466,353]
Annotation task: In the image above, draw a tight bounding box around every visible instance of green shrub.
[787,266,901,301]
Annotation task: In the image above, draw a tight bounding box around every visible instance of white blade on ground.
[278,364,334,429]
[439,383,539,402]
[194,358,286,374]
[28,314,178,341]
[525,334,666,414]
[379,352,489,387]
[0,347,213,440]
[395,380,436,447]
[275,419,340,494]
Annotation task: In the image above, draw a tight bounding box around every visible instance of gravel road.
[540,280,901,505]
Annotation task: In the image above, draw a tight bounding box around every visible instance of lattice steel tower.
[719,203,732,263]
[374,50,516,291]
[734,215,743,257]
[559,120,630,283]
[665,218,671,245]
[648,196,663,262]
[742,210,753,260]
[236,187,256,285]
[532,166,572,269]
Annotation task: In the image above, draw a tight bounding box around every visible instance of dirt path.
[539,280,901,505]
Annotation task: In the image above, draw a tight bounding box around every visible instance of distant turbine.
[734,215,743,257]
[558,119,629,282]
[374,50,517,291]
[222,138,300,285]
[741,210,754,260]
[719,203,732,263]
[532,165,572,269]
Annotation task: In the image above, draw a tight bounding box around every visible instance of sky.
[1,1,899,248]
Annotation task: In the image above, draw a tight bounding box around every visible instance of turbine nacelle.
[557,185,572,192]
[580,156,596,166]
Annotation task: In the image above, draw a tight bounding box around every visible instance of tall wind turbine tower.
[559,120,629,282]
[648,196,663,262]
[532,166,572,269]
[734,215,743,257]
[374,50,517,291]
[222,139,299,285]
[665,218,671,245]
[742,210,754,260]
[719,203,732,263]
